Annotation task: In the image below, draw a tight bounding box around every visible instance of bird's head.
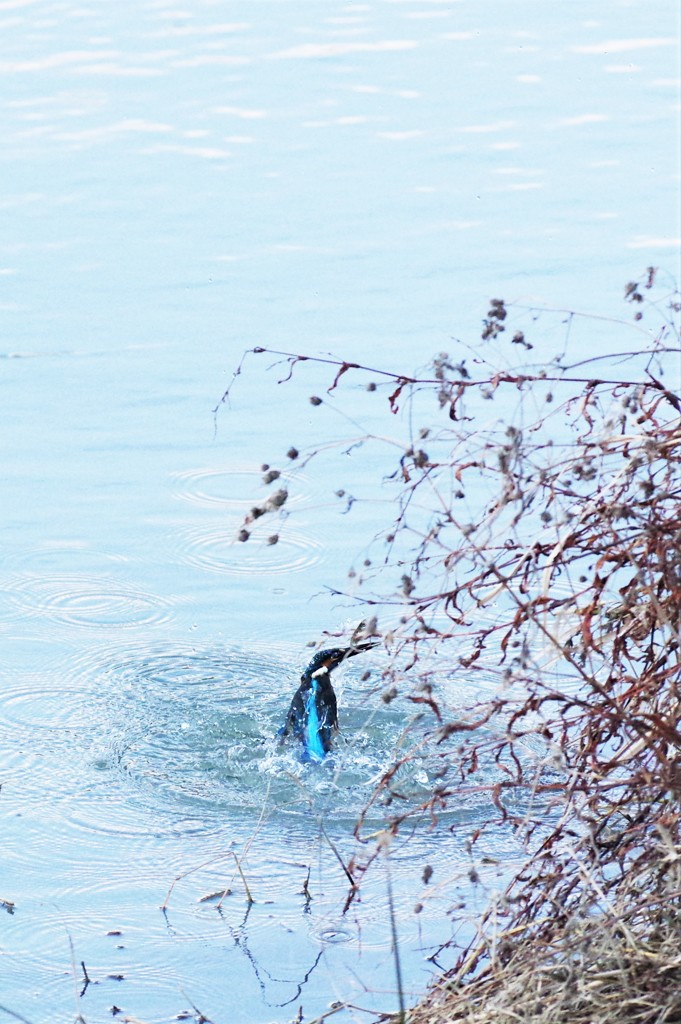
[303,642,378,680]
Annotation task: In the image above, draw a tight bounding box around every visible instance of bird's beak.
[346,640,379,657]
[332,642,379,669]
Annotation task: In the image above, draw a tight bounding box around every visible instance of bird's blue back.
[303,680,327,762]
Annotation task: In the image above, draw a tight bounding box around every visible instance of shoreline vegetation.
[226,269,681,1024]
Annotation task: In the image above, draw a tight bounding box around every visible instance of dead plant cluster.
[408,895,681,1024]
[224,270,681,1024]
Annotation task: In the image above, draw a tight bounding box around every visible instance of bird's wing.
[324,685,339,732]
[281,679,308,738]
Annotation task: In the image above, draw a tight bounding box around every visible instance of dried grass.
[409,897,681,1024]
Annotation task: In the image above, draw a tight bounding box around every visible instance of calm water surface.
[1,1,679,1021]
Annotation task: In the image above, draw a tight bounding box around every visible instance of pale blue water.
[1,1,679,1021]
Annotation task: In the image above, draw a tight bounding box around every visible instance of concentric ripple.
[0,543,129,575]
[0,682,96,731]
[0,636,556,850]
[173,525,324,576]
[29,639,422,834]
[171,465,312,510]
[4,573,175,629]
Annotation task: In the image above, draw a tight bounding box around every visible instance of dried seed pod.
[267,489,288,509]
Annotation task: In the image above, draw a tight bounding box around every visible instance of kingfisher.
[279,642,377,761]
